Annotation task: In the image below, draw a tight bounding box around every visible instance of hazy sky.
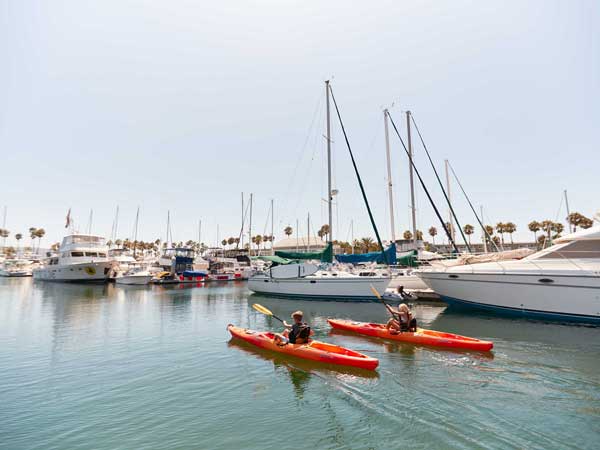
[1,0,598,248]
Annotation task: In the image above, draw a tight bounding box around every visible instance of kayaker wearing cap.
[386,303,417,334]
[274,310,313,346]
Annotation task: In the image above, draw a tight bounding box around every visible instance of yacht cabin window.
[71,251,84,257]
[537,240,600,259]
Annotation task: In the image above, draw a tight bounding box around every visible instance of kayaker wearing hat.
[274,310,313,346]
[386,303,417,334]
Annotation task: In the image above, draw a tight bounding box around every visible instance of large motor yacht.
[33,234,113,282]
[415,225,600,322]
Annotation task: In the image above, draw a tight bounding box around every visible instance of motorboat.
[33,234,113,282]
[0,258,34,277]
[115,263,153,285]
[248,263,390,301]
[415,225,600,323]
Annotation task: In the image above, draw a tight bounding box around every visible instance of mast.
[307,213,310,252]
[481,205,488,253]
[240,193,244,249]
[249,193,253,256]
[325,80,333,244]
[88,209,93,235]
[2,206,6,250]
[270,198,274,252]
[351,219,354,254]
[445,159,455,243]
[296,219,299,252]
[133,206,139,257]
[564,189,571,232]
[166,211,170,247]
[198,219,202,254]
[384,109,396,242]
[406,111,417,245]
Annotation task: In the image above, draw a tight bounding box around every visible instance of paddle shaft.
[370,286,401,322]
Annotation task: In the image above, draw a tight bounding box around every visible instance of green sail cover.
[251,255,293,265]
[275,242,333,263]
[396,249,418,267]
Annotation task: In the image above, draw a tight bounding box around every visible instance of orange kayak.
[227,324,379,370]
[328,319,493,352]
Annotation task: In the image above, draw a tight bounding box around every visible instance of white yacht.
[415,225,600,323]
[33,234,113,282]
[115,263,153,285]
[0,258,34,277]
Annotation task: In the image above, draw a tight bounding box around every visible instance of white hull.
[0,270,32,277]
[248,275,390,301]
[115,274,152,285]
[416,271,600,322]
[388,274,428,290]
[33,261,112,282]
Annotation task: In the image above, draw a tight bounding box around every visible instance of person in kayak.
[386,303,417,333]
[274,310,312,346]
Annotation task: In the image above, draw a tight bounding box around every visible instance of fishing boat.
[227,324,379,370]
[33,234,113,282]
[415,224,600,323]
[328,319,493,351]
[247,81,391,301]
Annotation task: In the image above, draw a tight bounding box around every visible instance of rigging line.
[328,84,389,265]
[262,201,272,236]
[410,114,472,252]
[554,194,564,223]
[282,91,323,205]
[387,111,460,253]
[447,161,500,252]
[236,201,251,248]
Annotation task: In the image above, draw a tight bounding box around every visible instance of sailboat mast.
[325,80,333,244]
[166,211,170,247]
[406,111,417,245]
[384,109,396,242]
[307,213,310,252]
[270,198,274,252]
[564,189,571,232]
[296,219,299,252]
[445,159,455,243]
[241,193,244,249]
[351,219,354,254]
[249,193,253,256]
[133,206,139,257]
[2,206,6,249]
[88,209,93,235]
[481,205,488,253]
[198,220,202,252]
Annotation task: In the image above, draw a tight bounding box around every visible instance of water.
[1,278,599,450]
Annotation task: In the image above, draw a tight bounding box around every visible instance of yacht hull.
[33,261,112,282]
[417,272,600,323]
[115,274,152,285]
[248,276,391,301]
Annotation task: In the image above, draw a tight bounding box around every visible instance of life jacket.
[289,323,310,344]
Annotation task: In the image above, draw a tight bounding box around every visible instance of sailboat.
[248,81,390,301]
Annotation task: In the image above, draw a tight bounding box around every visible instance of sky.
[1,0,598,248]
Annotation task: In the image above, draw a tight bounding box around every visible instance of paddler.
[274,310,312,346]
[386,303,417,334]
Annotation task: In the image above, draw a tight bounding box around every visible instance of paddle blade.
[370,284,383,299]
[252,303,273,316]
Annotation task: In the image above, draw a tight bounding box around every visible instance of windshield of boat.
[530,239,600,260]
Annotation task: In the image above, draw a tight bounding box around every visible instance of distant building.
[273,236,327,252]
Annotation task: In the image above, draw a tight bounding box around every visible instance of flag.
[65,208,71,228]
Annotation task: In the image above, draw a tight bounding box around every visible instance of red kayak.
[328,319,493,352]
[228,324,379,370]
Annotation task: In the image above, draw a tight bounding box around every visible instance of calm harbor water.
[1,278,599,450]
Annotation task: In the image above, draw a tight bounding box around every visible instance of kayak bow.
[227,324,379,370]
[328,319,493,352]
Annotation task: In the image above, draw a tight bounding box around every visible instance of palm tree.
[428,226,437,245]
[528,221,541,241]
[227,237,235,247]
[403,230,412,240]
[360,237,374,253]
[15,233,23,251]
[463,224,474,245]
[284,226,293,237]
[568,212,594,231]
[29,227,38,251]
[580,217,594,229]
[320,224,330,241]
[415,230,423,241]
[504,222,516,244]
[35,228,46,253]
[352,239,361,253]
[221,239,227,247]
[495,222,505,245]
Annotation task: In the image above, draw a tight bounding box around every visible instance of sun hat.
[291,310,304,318]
